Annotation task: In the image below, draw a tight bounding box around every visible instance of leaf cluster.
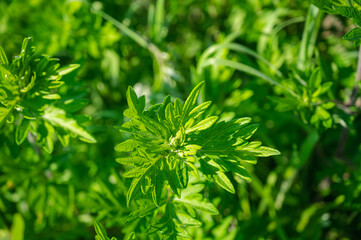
[115,82,280,238]
[0,38,96,153]
[270,67,335,128]
[312,0,361,41]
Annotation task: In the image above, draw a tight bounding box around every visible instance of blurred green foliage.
[1,0,361,239]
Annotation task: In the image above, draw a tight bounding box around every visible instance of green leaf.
[0,104,15,128]
[164,164,182,197]
[176,212,202,227]
[214,171,235,193]
[15,118,31,145]
[123,167,143,178]
[114,139,139,152]
[185,116,218,134]
[57,64,80,76]
[40,121,55,153]
[20,72,36,93]
[187,101,212,119]
[311,0,337,14]
[334,6,360,19]
[151,170,165,206]
[344,28,361,41]
[42,93,61,100]
[175,196,219,215]
[0,46,9,65]
[56,127,70,147]
[42,106,96,143]
[126,86,144,116]
[309,67,322,89]
[94,221,109,240]
[239,146,281,157]
[227,161,252,182]
[181,184,204,198]
[126,232,135,240]
[11,214,25,240]
[174,98,182,115]
[181,81,204,121]
[165,103,175,127]
[236,124,259,140]
[116,156,147,165]
[176,161,188,188]
[126,163,156,206]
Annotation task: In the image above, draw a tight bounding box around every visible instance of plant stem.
[297,5,323,72]
[91,7,166,92]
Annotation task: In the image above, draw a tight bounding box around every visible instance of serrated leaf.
[42,106,96,143]
[114,139,139,152]
[116,156,147,165]
[140,114,168,137]
[236,124,259,140]
[175,197,219,215]
[126,164,155,206]
[125,201,157,223]
[311,0,337,14]
[344,28,361,41]
[127,176,143,207]
[175,226,192,238]
[334,6,360,19]
[176,212,202,227]
[123,167,143,178]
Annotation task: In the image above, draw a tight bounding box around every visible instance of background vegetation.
[1,0,361,239]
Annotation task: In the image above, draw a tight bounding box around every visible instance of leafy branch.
[0,37,96,153]
[115,81,280,238]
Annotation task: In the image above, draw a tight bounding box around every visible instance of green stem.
[297,4,323,71]
[91,7,165,91]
